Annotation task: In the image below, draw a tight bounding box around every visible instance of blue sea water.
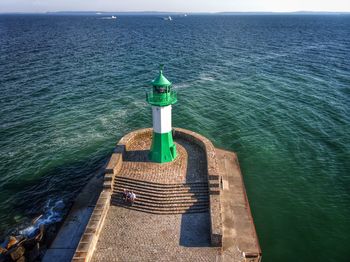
[0,14,349,261]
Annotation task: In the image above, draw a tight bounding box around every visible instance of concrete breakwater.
[44,128,261,262]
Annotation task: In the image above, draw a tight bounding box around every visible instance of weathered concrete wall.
[71,190,110,262]
[71,151,123,261]
[217,149,262,262]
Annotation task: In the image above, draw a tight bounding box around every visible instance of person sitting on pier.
[122,189,130,202]
[129,191,136,204]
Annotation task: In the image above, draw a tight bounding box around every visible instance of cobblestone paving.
[92,207,220,262]
[91,136,219,261]
[120,137,207,184]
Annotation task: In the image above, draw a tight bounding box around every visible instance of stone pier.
[69,128,261,262]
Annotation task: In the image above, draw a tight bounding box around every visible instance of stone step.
[134,202,209,209]
[111,194,209,205]
[112,202,209,214]
[114,205,209,215]
[113,189,208,199]
[112,178,210,214]
[115,177,208,188]
[131,195,208,204]
[114,180,209,193]
[115,176,208,188]
[114,184,209,195]
[112,191,209,202]
[112,192,209,204]
[111,198,208,209]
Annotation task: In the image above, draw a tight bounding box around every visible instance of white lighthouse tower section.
[152,105,172,134]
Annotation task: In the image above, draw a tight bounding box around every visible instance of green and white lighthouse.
[146,65,177,163]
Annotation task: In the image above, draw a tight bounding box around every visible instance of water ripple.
[0,14,350,261]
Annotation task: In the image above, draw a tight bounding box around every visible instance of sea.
[0,14,349,261]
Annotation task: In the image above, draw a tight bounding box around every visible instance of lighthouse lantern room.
[146,65,177,163]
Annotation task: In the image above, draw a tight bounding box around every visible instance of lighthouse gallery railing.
[146,90,177,106]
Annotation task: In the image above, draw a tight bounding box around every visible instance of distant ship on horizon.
[100,15,117,20]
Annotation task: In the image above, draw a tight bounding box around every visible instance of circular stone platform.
[120,134,207,184]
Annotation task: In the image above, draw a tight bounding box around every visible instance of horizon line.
[1,10,350,15]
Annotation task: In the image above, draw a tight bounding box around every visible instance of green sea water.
[0,14,349,261]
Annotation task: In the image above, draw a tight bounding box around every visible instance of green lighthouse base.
[149,131,177,163]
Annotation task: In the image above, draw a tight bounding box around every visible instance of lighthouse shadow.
[123,149,151,162]
[179,213,211,247]
[175,138,211,247]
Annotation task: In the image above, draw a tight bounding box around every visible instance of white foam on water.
[99,109,127,126]
[254,43,329,62]
[198,73,215,82]
[19,198,65,238]
[173,82,191,89]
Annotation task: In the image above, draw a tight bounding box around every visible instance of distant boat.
[164,16,172,21]
[100,15,117,20]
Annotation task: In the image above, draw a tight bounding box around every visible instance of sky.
[1,0,350,13]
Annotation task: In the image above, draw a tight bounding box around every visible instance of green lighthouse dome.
[151,65,172,87]
[146,65,177,107]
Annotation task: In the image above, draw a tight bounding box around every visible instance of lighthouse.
[146,65,177,163]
